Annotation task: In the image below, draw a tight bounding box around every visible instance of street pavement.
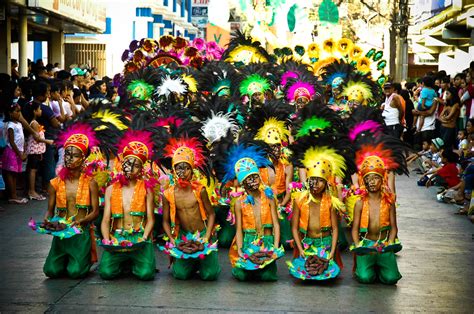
[0,173,473,313]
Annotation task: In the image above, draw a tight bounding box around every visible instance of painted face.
[174,162,193,181]
[252,92,265,103]
[308,177,327,195]
[122,156,143,180]
[243,173,260,191]
[364,173,383,193]
[269,144,282,160]
[64,146,84,169]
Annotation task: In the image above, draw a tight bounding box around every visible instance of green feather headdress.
[127,80,155,101]
[295,116,332,139]
[239,74,271,97]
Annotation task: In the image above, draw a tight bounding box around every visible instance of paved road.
[0,174,473,313]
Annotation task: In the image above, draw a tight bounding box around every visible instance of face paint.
[364,173,383,193]
[174,162,192,181]
[270,144,282,160]
[122,156,143,180]
[308,177,327,195]
[243,174,260,191]
[64,146,84,169]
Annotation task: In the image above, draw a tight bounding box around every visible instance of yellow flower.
[323,39,336,54]
[350,45,363,61]
[337,38,353,55]
[307,43,320,59]
[357,57,371,73]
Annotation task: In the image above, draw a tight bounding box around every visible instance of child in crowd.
[425,150,460,189]
[417,138,444,186]
[1,103,28,204]
[72,89,84,113]
[25,102,54,200]
[407,140,432,172]
[413,76,438,132]
[455,129,469,158]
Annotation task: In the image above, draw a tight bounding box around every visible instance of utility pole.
[394,0,409,82]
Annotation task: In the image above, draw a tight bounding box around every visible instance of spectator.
[382,82,404,138]
[426,150,460,189]
[32,81,60,188]
[2,103,27,204]
[413,76,437,133]
[49,82,67,123]
[11,59,19,82]
[439,87,460,150]
[89,80,107,100]
[25,102,53,200]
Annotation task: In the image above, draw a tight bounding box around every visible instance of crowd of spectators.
[389,61,474,223]
[0,59,118,206]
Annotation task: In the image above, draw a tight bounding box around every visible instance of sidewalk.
[0,174,473,312]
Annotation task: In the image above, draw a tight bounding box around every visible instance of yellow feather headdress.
[255,117,290,145]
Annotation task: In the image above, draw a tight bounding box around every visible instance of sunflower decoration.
[307,43,320,61]
[337,38,354,56]
[323,38,336,55]
[349,45,363,62]
[356,57,372,74]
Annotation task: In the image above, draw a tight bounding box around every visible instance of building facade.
[409,0,474,77]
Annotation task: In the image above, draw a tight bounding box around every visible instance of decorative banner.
[318,0,339,24]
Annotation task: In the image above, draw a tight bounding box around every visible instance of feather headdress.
[117,129,154,164]
[57,123,99,155]
[290,133,354,183]
[222,30,270,66]
[221,143,272,184]
[164,137,206,169]
[292,98,345,139]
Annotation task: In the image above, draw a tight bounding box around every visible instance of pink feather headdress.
[154,116,183,129]
[348,120,383,143]
[286,81,316,102]
[117,130,154,164]
[280,71,299,86]
[56,123,99,155]
[164,137,206,169]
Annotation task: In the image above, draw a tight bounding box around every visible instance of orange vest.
[294,191,332,234]
[359,193,394,233]
[229,189,275,267]
[260,160,286,195]
[109,180,147,231]
[163,181,207,235]
[239,191,274,233]
[50,174,92,216]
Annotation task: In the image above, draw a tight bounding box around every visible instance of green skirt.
[232,232,278,282]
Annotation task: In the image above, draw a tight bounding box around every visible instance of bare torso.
[307,201,330,238]
[366,198,389,240]
[175,186,205,233]
[112,183,141,231]
[65,178,87,221]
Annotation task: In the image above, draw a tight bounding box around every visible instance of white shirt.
[3,121,24,152]
[382,94,400,126]
[421,104,437,132]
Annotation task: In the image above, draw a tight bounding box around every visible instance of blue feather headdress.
[222,144,272,184]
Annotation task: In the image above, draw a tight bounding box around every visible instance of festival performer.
[220,144,282,281]
[43,123,99,279]
[351,138,407,285]
[286,133,351,280]
[99,130,156,280]
[162,138,221,281]
[246,100,294,248]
